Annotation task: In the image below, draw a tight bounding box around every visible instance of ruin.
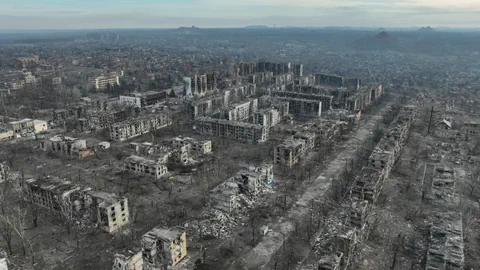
[112,251,143,270]
[210,164,273,212]
[40,135,94,160]
[125,155,169,179]
[142,226,187,268]
[24,177,129,233]
[109,113,172,141]
[196,117,269,143]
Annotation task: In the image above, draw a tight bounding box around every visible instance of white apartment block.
[95,75,120,90]
[109,114,172,141]
[119,96,142,108]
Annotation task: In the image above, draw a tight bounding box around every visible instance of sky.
[1,0,480,30]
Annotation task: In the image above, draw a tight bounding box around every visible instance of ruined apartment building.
[125,155,169,179]
[112,251,143,270]
[196,117,269,143]
[274,132,315,167]
[24,177,129,233]
[109,113,172,141]
[253,108,281,128]
[352,105,416,203]
[277,97,322,117]
[314,73,361,90]
[426,212,464,270]
[41,135,94,159]
[142,226,187,268]
[172,136,212,156]
[91,110,128,130]
[224,98,258,121]
[274,139,305,168]
[272,90,333,111]
[346,85,384,112]
[184,73,217,97]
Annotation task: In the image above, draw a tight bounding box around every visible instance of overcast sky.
[1,0,480,29]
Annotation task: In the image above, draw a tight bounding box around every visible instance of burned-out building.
[196,117,269,143]
[112,251,143,270]
[274,139,305,167]
[223,98,258,121]
[272,90,332,112]
[91,110,129,130]
[125,155,169,179]
[426,212,464,270]
[110,114,172,141]
[24,177,129,233]
[352,105,416,203]
[253,108,282,128]
[41,135,94,160]
[142,226,187,268]
[211,164,273,212]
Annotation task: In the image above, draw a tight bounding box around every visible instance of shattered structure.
[252,108,282,128]
[314,105,417,270]
[40,135,94,160]
[223,98,258,121]
[125,155,169,179]
[196,117,268,143]
[274,132,315,167]
[277,97,322,117]
[272,90,332,112]
[109,113,172,141]
[352,105,416,203]
[24,177,129,233]
[426,212,464,270]
[210,164,273,212]
[142,226,187,268]
[112,251,143,270]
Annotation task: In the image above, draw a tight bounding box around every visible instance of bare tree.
[0,214,14,254]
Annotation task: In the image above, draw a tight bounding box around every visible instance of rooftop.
[142,226,184,243]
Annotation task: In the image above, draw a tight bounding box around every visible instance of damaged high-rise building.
[196,117,269,143]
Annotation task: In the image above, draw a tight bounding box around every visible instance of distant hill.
[352,31,400,51]
[175,26,201,35]
[378,27,386,31]
[418,26,435,32]
[245,25,268,29]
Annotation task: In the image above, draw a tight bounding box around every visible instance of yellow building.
[142,226,187,268]
[113,251,143,270]
[33,119,48,133]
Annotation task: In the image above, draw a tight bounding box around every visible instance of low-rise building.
[41,135,93,159]
[113,252,143,270]
[33,120,48,133]
[274,139,305,167]
[7,118,34,135]
[125,155,168,179]
[142,226,187,268]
